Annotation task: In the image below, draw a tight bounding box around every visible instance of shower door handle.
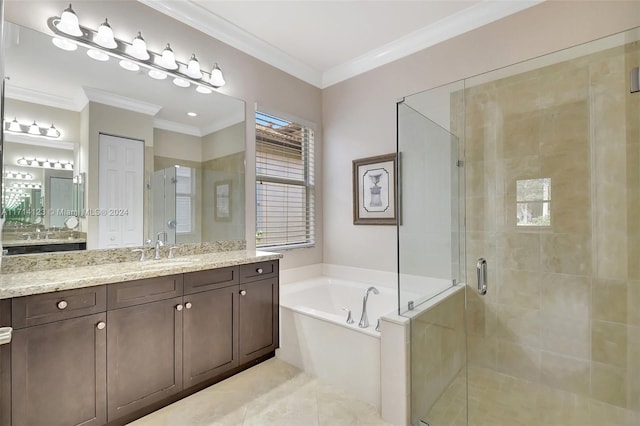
[477,258,488,295]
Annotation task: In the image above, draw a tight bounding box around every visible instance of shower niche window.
[516,177,551,227]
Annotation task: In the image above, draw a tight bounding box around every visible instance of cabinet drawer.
[184,266,238,295]
[12,286,107,329]
[239,261,279,283]
[108,275,183,310]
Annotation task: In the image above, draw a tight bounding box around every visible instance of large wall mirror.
[2,18,246,254]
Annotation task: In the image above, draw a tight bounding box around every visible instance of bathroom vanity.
[0,251,281,426]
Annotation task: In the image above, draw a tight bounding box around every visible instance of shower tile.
[465,196,496,232]
[540,273,592,319]
[593,279,628,324]
[467,335,497,370]
[537,66,589,107]
[501,111,542,159]
[496,340,541,382]
[496,305,541,347]
[465,160,495,199]
[540,315,590,359]
[591,362,628,408]
[541,233,592,276]
[540,351,590,395]
[592,320,628,368]
[466,300,498,337]
[539,102,589,152]
[628,281,640,326]
[497,232,540,272]
[498,269,541,310]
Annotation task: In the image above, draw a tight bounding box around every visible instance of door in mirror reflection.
[98,134,144,248]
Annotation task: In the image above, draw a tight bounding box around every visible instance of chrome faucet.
[358,286,379,328]
[154,232,167,260]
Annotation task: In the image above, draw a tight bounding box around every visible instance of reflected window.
[516,178,551,227]
[175,167,194,234]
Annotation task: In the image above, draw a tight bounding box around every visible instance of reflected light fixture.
[94,19,117,48]
[129,32,149,60]
[49,4,226,92]
[5,118,61,139]
[187,112,197,117]
[119,60,140,72]
[4,171,34,180]
[52,36,77,51]
[55,4,82,36]
[148,69,167,80]
[15,157,74,171]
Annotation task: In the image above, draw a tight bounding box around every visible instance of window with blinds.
[256,111,315,249]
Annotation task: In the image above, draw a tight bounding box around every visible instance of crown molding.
[4,85,86,111]
[137,0,543,89]
[322,0,545,88]
[83,87,162,116]
[136,0,322,87]
[153,118,202,137]
[201,111,245,136]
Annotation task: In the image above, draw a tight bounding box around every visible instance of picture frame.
[214,180,231,221]
[352,153,397,225]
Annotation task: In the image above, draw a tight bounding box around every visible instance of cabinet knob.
[96,322,106,330]
[185,302,192,309]
[240,290,247,296]
[257,268,263,274]
[176,304,184,311]
[57,300,68,310]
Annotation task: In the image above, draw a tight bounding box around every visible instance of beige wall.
[154,129,202,163]
[202,122,245,161]
[322,0,640,272]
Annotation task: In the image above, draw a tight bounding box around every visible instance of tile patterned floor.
[425,366,640,426]
[128,358,392,426]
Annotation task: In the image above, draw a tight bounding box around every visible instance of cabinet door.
[107,296,183,421]
[183,286,238,388]
[12,312,107,426]
[238,278,279,364]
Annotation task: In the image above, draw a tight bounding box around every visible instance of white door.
[98,134,144,249]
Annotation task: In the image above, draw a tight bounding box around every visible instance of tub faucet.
[358,286,379,328]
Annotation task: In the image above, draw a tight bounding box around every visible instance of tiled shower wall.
[464,41,640,410]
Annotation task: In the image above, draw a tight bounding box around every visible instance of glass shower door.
[397,99,467,426]
[464,28,640,426]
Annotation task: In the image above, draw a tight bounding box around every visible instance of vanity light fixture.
[55,4,82,37]
[94,19,117,49]
[4,171,34,180]
[11,183,42,190]
[48,4,226,93]
[15,157,74,171]
[4,119,61,139]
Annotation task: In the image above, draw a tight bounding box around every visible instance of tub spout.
[358,286,379,328]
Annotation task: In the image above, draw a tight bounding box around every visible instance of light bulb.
[210,63,226,87]
[173,78,190,88]
[148,69,167,80]
[186,54,202,79]
[28,121,40,135]
[8,118,21,132]
[47,124,61,138]
[52,37,77,51]
[158,44,178,70]
[119,60,140,71]
[129,32,150,60]
[87,49,109,61]
[196,85,212,94]
[94,19,117,49]
[56,4,82,37]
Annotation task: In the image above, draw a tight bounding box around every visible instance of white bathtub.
[277,277,397,407]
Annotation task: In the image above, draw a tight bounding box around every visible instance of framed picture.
[352,153,397,225]
[214,180,231,221]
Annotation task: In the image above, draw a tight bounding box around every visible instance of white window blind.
[256,111,315,249]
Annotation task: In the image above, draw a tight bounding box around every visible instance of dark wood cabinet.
[183,286,239,388]
[106,295,183,421]
[238,276,279,364]
[11,312,107,426]
[3,259,279,426]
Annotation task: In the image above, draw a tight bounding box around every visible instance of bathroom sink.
[137,258,201,269]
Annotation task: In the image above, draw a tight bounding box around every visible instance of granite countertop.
[0,250,282,299]
[3,238,87,247]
